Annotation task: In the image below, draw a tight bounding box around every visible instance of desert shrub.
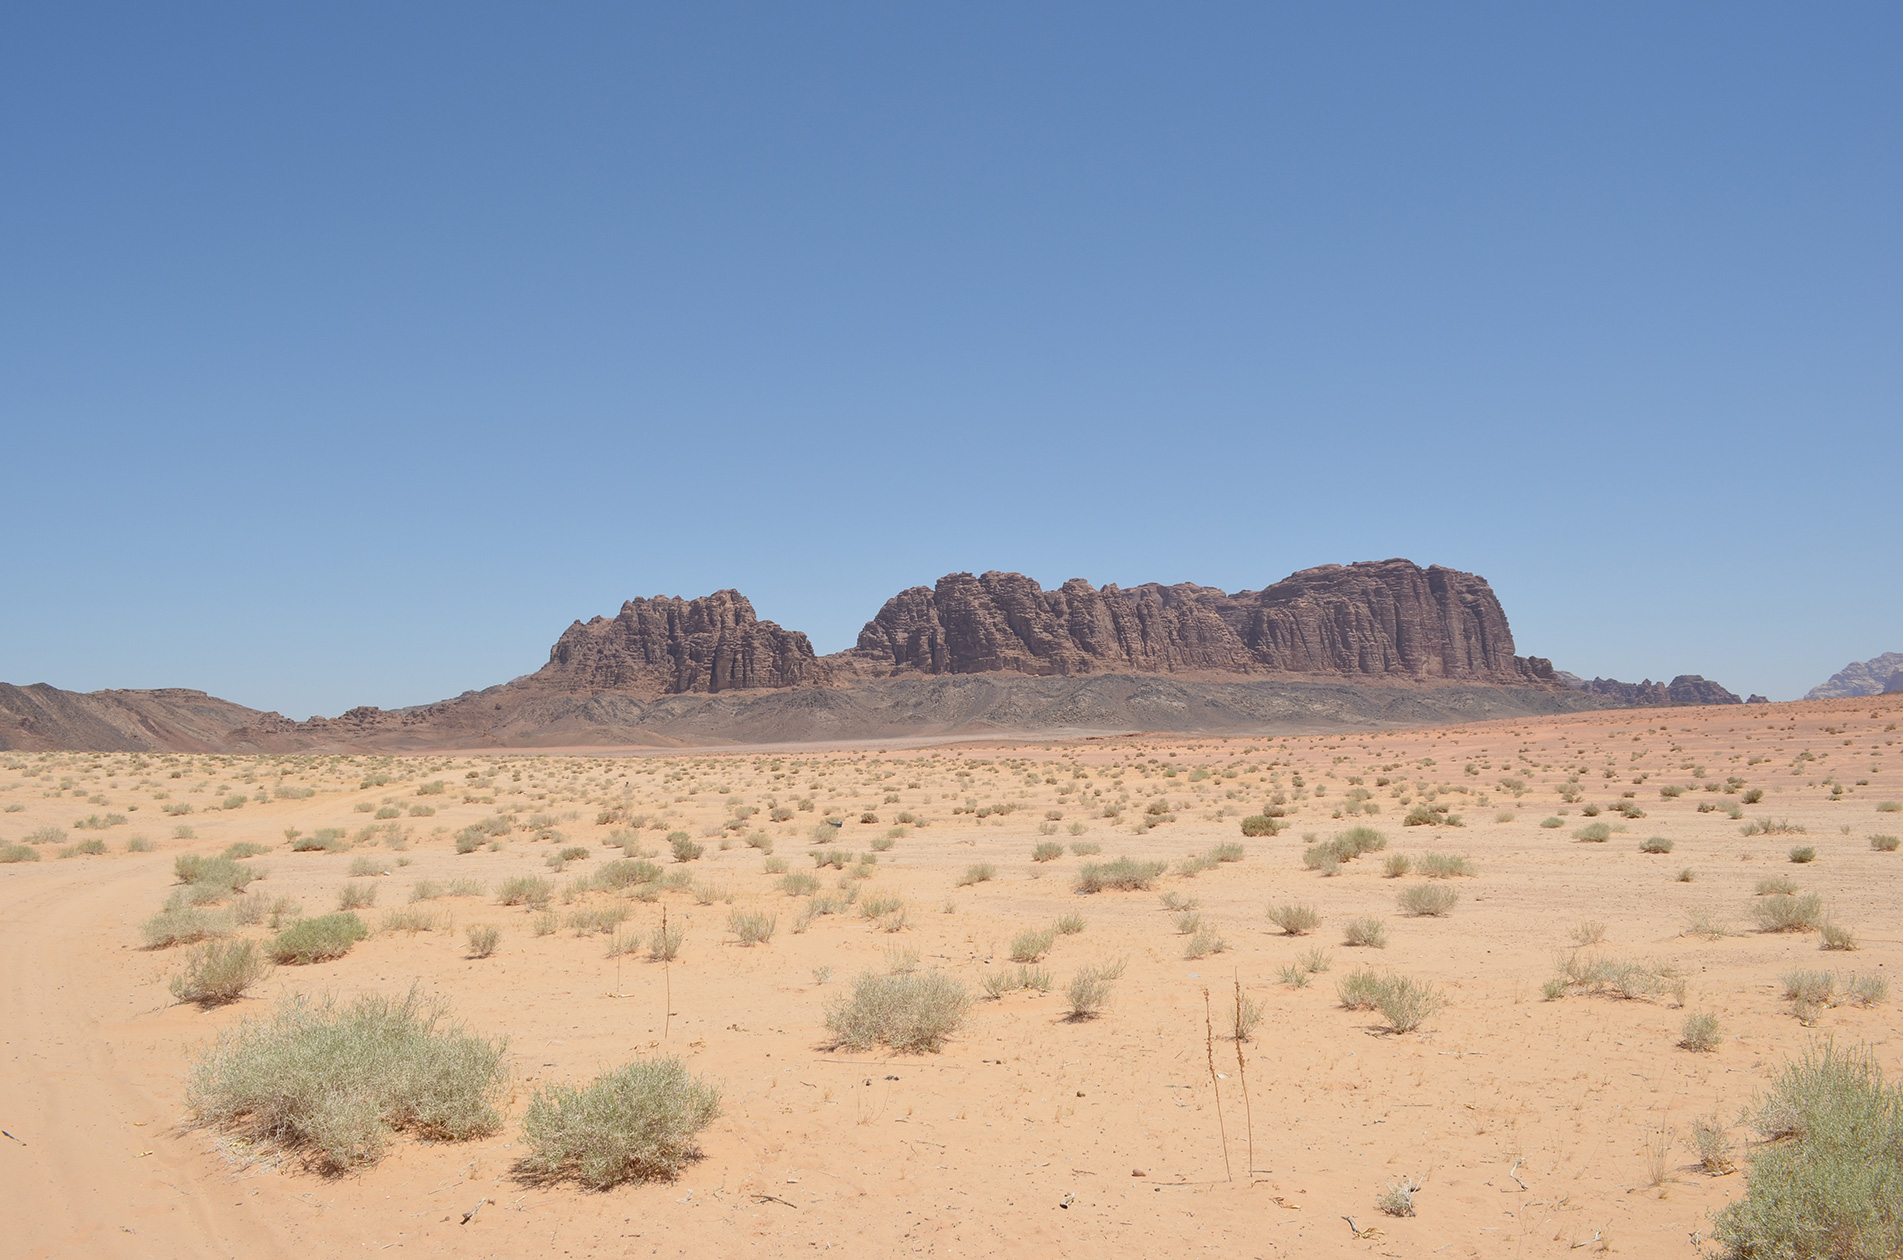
[981,964,1052,998]
[59,837,109,857]
[1336,968,1385,1010]
[295,828,350,853]
[346,854,386,877]
[268,912,369,964]
[825,971,971,1052]
[1692,1116,1735,1174]
[869,834,896,852]
[465,925,500,957]
[1265,902,1320,935]
[1064,959,1125,1020]
[26,825,64,845]
[1277,963,1311,987]
[1821,921,1859,951]
[1742,818,1806,836]
[0,843,39,863]
[175,854,262,894]
[1679,1011,1721,1052]
[1678,866,1696,882]
[1756,875,1799,896]
[1031,841,1066,863]
[1343,917,1388,948]
[1571,921,1607,946]
[1337,826,1386,856]
[383,906,451,934]
[1870,833,1901,852]
[1639,835,1674,854]
[338,881,378,911]
[1752,892,1824,933]
[496,876,552,909]
[1239,814,1283,837]
[1382,853,1411,878]
[669,835,703,862]
[595,858,662,890]
[1417,852,1473,878]
[1711,1041,1903,1259]
[1843,974,1889,1008]
[1010,928,1056,962]
[1374,975,1445,1033]
[1053,912,1086,936]
[1574,822,1612,843]
[186,988,507,1172]
[1879,801,1903,814]
[1398,884,1458,917]
[1074,857,1166,893]
[730,910,776,945]
[567,906,631,935]
[1303,845,1342,876]
[170,939,271,1006]
[518,1057,720,1189]
[1539,816,1564,828]
[1182,930,1227,960]
[220,841,269,859]
[1788,845,1817,864]
[955,863,996,886]
[1070,840,1101,855]
[778,871,820,896]
[1377,1176,1422,1217]
[1403,802,1462,827]
[142,906,230,948]
[1298,947,1331,973]
[648,921,684,961]
[761,856,788,874]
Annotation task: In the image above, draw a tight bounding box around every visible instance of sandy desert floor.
[2,694,1900,1259]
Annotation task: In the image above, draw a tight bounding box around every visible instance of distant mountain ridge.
[1,558,1756,751]
[1806,653,1903,700]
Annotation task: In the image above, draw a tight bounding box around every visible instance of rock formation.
[1805,652,1903,700]
[1554,673,1742,707]
[534,590,818,696]
[0,684,281,752]
[846,560,1554,684]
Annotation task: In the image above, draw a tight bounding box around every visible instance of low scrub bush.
[982,964,1053,998]
[1265,902,1320,935]
[1398,884,1458,917]
[1870,833,1900,852]
[1010,928,1056,963]
[1742,817,1806,836]
[1053,912,1086,935]
[59,837,108,858]
[186,988,507,1172]
[1751,892,1824,933]
[1573,822,1612,843]
[1382,853,1411,878]
[1182,929,1227,960]
[824,971,971,1053]
[730,910,776,945]
[268,912,369,964]
[338,882,378,911]
[170,939,271,1006]
[1417,852,1473,878]
[1756,875,1799,896]
[1821,920,1859,951]
[0,843,40,863]
[1638,835,1674,854]
[1679,1011,1721,1052]
[1343,917,1388,948]
[519,1057,721,1188]
[955,863,996,886]
[669,836,703,862]
[1074,857,1167,893]
[1712,1041,1903,1259]
[1374,976,1445,1033]
[1032,841,1065,862]
[1064,959,1125,1020]
[142,905,230,949]
[1238,814,1283,837]
[466,925,500,958]
[496,876,552,909]
[1539,816,1564,828]
[1788,845,1817,863]
[175,854,263,894]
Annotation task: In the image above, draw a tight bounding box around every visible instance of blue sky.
[3,5,1897,717]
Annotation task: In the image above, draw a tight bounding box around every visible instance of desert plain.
[2,694,1900,1259]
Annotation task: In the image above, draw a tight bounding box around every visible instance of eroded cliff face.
[533,590,818,696]
[849,560,1554,684]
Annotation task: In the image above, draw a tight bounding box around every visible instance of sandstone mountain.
[4,558,1753,752]
[842,560,1554,684]
[1805,652,1903,700]
[1554,673,1745,707]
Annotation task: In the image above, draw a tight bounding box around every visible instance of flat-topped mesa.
[851,559,1554,684]
[534,590,818,696]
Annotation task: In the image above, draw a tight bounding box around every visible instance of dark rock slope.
[537,590,817,696]
[845,560,1553,684]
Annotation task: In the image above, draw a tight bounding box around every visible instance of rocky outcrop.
[1805,653,1903,700]
[848,560,1553,684]
[1554,673,1742,707]
[533,590,818,697]
[0,684,282,752]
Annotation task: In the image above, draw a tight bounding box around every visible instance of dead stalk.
[1234,975,1255,1178]
[1203,986,1232,1182]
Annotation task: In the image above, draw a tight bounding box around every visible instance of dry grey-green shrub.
[1064,959,1125,1020]
[268,912,368,964]
[1683,907,1736,939]
[566,905,630,935]
[1231,993,1264,1041]
[778,871,820,896]
[1870,833,1901,852]
[1416,852,1474,878]
[0,843,40,863]
[1820,921,1859,951]
[1298,947,1332,973]
[465,924,500,957]
[1376,1175,1422,1217]
[175,854,263,895]
[1756,875,1799,896]
[1010,927,1056,963]
[648,921,685,961]
[1032,841,1065,862]
[1336,968,1385,1010]
[1570,921,1607,946]
[1373,975,1445,1033]
[142,905,231,949]
[338,881,378,911]
[347,854,387,877]
[519,1057,720,1188]
[1342,917,1387,948]
[1752,892,1823,933]
[1382,853,1411,878]
[1552,951,1685,1002]
[956,863,996,886]
[1712,1041,1903,1259]
[1278,963,1311,987]
[496,876,552,909]
[824,971,971,1053]
[1053,912,1086,936]
[1266,902,1320,935]
[1679,1011,1721,1052]
[186,988,507,1173]
[730,910,776,945]
[170,939,271,1006]
[1398,884,1458,917]
[883,944,919,974]
[1073,857,1166,893]
[1182,929,1227,960]
[384,906,451,934]
[1173,910,1203,934]
[1574,822,1613,842]
[982,963,1053,998]
[1789,845,1818,864]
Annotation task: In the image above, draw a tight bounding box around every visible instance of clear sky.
[3,6,1897,718]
